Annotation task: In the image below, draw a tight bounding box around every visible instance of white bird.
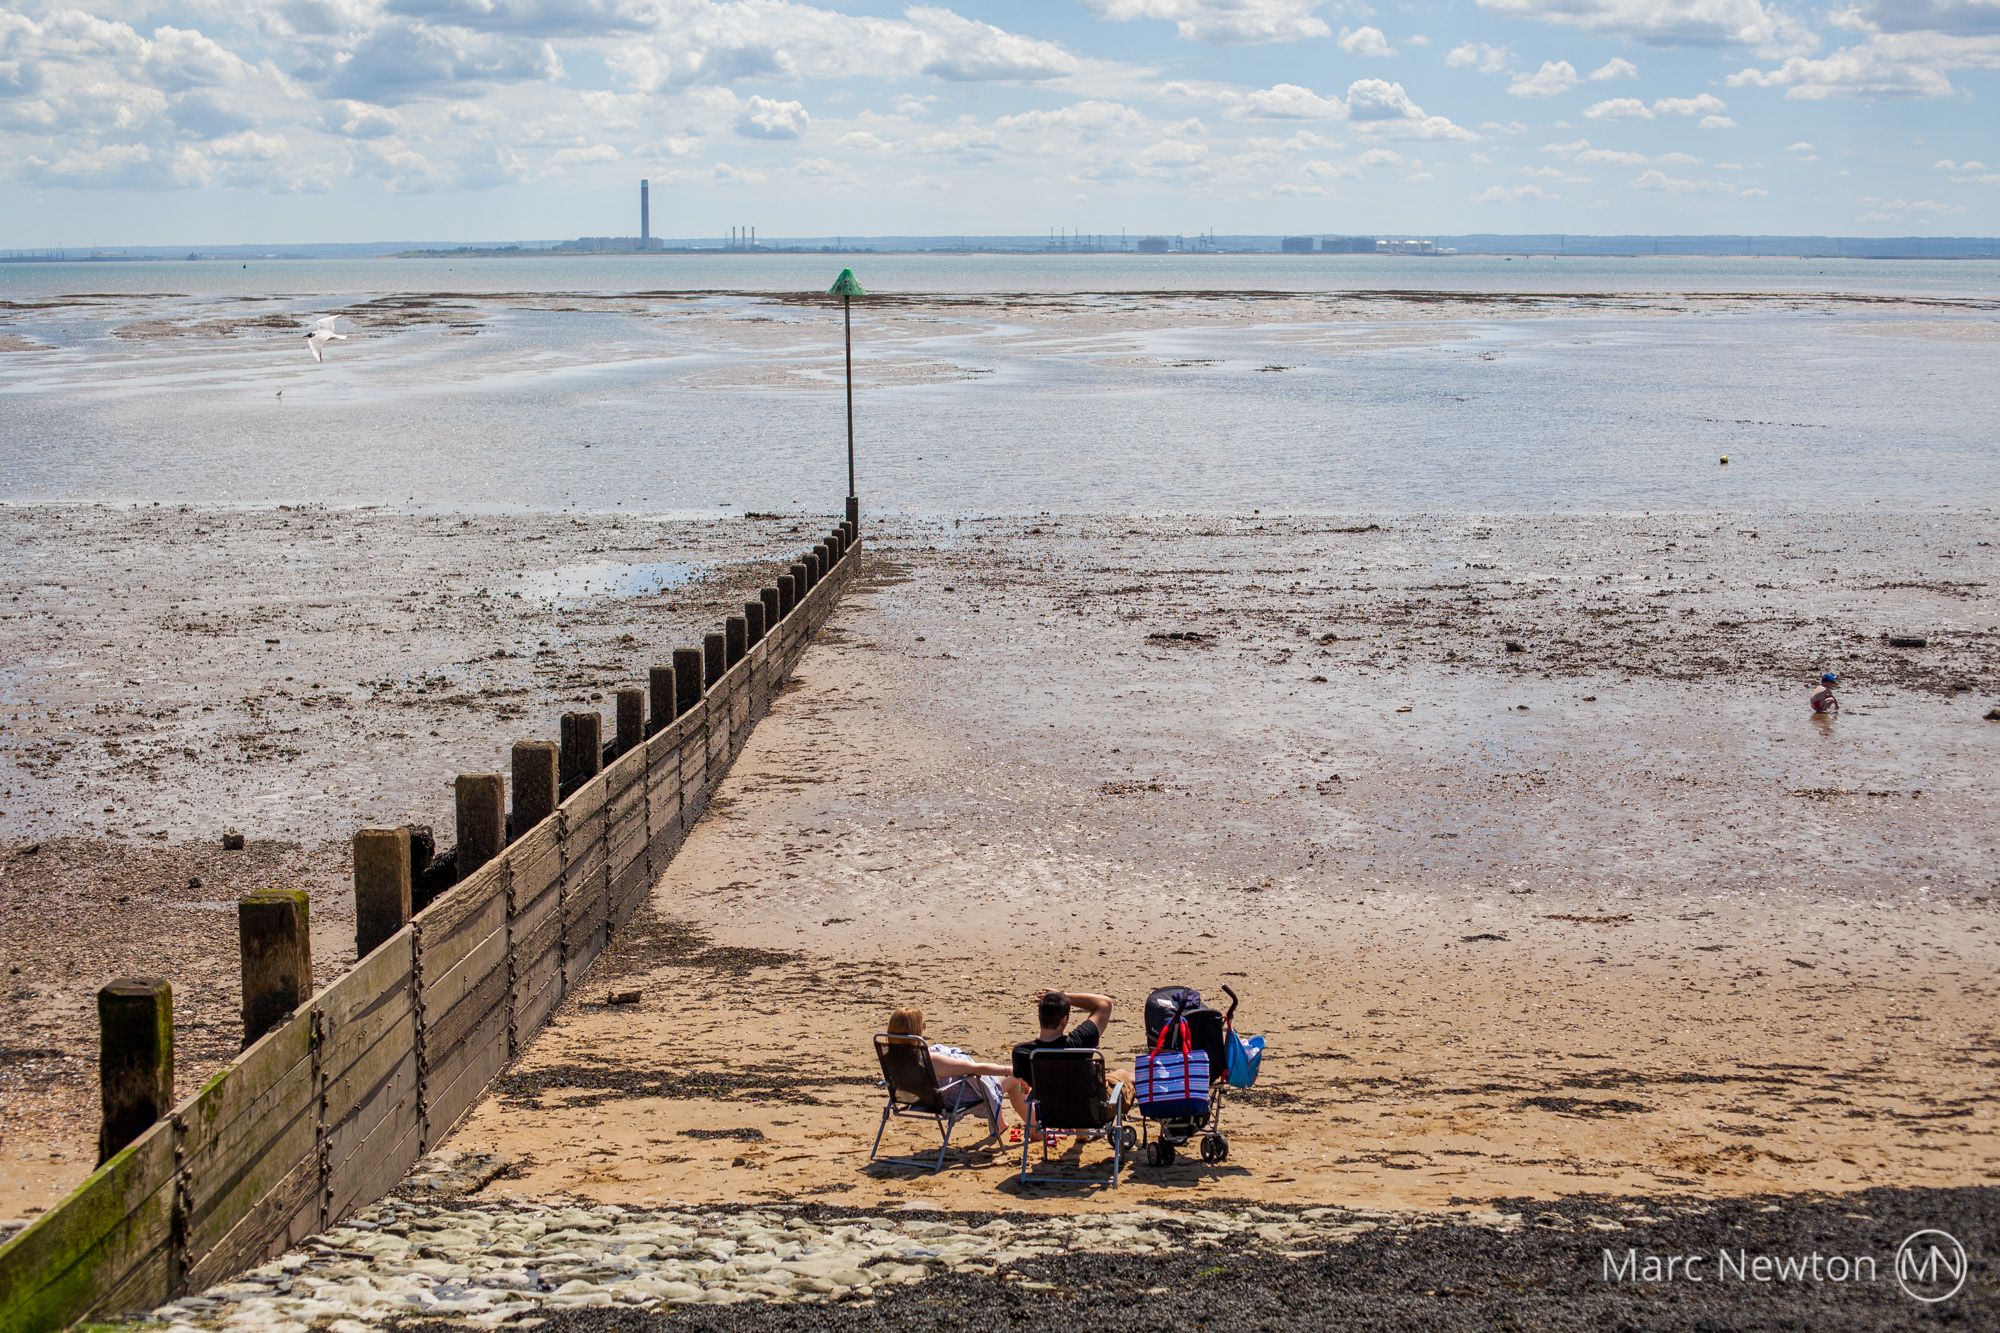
[304,315,348,362]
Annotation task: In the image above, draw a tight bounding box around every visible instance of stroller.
[1137,984,1239,1167]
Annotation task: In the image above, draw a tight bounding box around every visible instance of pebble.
[122,1156,1548,1329]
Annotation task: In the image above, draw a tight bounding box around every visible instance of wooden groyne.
[0,519,861,1331]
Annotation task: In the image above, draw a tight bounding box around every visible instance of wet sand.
[0,506,822,1219]
[2,508,1994,1226]
[442,514,1998,1212]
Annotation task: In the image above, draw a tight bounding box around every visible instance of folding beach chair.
[1018,1047,1131,1188]
[869,1034,994,1173]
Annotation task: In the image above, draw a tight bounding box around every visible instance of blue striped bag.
[1136,1018,1210,1119]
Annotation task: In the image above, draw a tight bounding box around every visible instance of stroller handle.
[1221,985,1239,1024]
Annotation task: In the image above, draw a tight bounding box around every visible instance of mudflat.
[451,511,1996,1210]
[2,507,1993,1225]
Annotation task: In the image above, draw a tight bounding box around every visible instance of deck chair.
[1019,1047,1129,1188]
[869,1034,994,1173]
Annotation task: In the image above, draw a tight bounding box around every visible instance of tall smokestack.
[640,179,650,247]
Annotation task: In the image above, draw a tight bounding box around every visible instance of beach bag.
[1136,1017,1210,1119]
[1225,1030,1265,1089]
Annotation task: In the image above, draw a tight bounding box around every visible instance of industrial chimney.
[640,179,650,249]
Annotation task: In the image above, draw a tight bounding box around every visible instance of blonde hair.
[887,1006,924,1036]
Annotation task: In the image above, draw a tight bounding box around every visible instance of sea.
[1,254,1995,516]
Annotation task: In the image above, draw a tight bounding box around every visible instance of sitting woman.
[888,1006,1025,1142]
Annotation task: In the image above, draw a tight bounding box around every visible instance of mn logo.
[1894,1230,1967,1303]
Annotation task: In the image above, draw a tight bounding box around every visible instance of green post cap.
[828,268,866,297]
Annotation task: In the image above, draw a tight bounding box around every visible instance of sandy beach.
[4,507,1993,1224]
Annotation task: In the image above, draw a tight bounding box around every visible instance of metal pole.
[844,293,855,500]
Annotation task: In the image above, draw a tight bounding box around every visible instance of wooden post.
[793,559,812,592]
[648,665,675,734]
[777,574,796,617]
[673,648,704,713]
[615,687,644,755]
[726,615,747,666]
[354,826,412,958]
[560,711,602,791]
[455,773,506,876]
[97,978,172,1164]
[846,495,859,535]
[760,587,779,630]
[704,632,725,687]
[743,600,765,645]
[827,531,844,561]
[238,889,310,1049]
[512,740,559,836]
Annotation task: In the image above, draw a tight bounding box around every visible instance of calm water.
[1,255,1995,516]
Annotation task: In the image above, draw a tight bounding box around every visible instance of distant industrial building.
[1280,236,1316,254]
[1135,236,1170,254]
[1381,239,1436,255]
[1321,236,1377,253]
[641,180,650,248]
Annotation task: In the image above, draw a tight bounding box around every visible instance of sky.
[1,0,1996,245]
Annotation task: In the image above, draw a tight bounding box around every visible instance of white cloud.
[1543,136,1662,163]
[736,95,808,140]
[1631,167,1737,191]
[1229,82,1347,118]
[1654,93,1729,114]
[1408,34,1432,46]
[1698,114,1736,127]
[1584,92,1729,118]
[1726,31,1997,99]
[1345,78,1480,138]
[995,100,1146,140]
[1508,59,1580,95]
[1591,56,1640,79]
[834,131,891,150]
[1447,41,1511,71]
[1584,96,1654,118]
[1474,182,1558,200]
[1339,26,1396,57]
[1474,0,1802,49]
[1082,0,1332,45]
[1522,163,1590,181]
[549,143,619,163]
[1357,147,1409,166]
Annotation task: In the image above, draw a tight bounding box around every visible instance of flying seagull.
[304,315,348,362]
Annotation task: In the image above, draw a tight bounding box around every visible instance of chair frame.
[869,1034,993,1174]
[1018,1048,1128,1188]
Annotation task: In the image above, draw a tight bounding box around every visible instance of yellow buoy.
[1720,455,1730,464]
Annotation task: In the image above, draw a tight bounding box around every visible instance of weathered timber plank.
[326,1091,420,1223]
[175,1007,315,1175]
[180,1053,314,1220]
[417,892,505,995]
[512,911,560,976]
[415,857,506,941]
[423,1003,509,1138]
[506,826,562,906]
[0,1122,175,1332]
[561,771,609,828]
[424,956,509,1058]
[181,1152,316,1292]
[183,1100,315,1260]
[321,1009,416,1130]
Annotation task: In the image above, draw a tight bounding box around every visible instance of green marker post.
[828,267,865,526]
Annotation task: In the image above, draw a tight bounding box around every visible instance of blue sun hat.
[1822,672,1837,684]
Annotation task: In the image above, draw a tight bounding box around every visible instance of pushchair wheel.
[1201,1133,1228,1164]
[1149,1141,1175,1167]
[1119,1126,1139,1154]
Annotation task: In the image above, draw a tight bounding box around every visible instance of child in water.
[1810,672,1839,714]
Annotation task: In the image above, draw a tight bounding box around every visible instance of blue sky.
[1,0,1994,244]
